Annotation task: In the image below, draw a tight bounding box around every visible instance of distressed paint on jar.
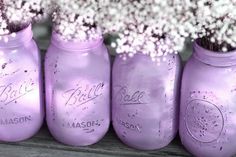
[0,25,44,142]
[45,32,111,146]
[180,41,236,157]
[112,52,181,150]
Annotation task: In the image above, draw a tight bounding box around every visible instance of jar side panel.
[112,54,181,150]
[180,56,236,157]
[0,40,43,142]
[45,44,111,146]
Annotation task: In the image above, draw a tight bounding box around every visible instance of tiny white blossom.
[0,0,53,37]
[98,0,193,61]
[52,0,102,41]
[187,0,236,52]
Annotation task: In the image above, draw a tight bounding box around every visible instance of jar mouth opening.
[1,25,31,40]
[51,31,104,52]
[194,40,236,58]
[0,25,32,48]
[194,40,236,67]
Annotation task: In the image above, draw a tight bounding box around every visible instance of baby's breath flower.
[0,0,53,36]
[52,0,102,42]
[0,2,10,36]
[98,0,194,61]
[187,0,236,52]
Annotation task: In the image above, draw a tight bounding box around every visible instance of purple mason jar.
[45,32,111,146]
[112,53,181,150]
[180,41,236,157]
[0,25,44,142]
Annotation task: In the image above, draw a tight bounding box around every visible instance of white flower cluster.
[98,0,196,61]
[0,0,52,36]
[0,11,16,42]
[0,10,9,36]
[0,0,9,36]
[52,0,102,41]
[97,0,134,34]
[188,0,236,52]
[1,0,235,54]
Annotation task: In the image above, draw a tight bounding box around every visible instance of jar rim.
[193,40,236,67]
[194,40,236,57]
[51,31,104,52]
[0,25,33,48]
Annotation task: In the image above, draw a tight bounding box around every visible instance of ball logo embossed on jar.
[185,99,224,143]
[62,82,105,107]
[0,79,35,107]
[114,85,147,106]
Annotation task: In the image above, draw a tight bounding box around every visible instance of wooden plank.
[0,144,116,157]
[0,123,192,157]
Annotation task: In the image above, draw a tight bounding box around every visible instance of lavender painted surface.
[112,53,181,150]
[45,32,111,146]
[180,42,236,157]
[0,25,44,142]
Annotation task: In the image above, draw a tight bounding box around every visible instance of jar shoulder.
[45,44,111,75]
[0,40,40,64]
[113,53,181,75]
[182,56,236,90]
[184,56,236,74]
[46,44,109,60]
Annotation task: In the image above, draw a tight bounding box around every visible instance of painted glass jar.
[0,25,44,142]
[45,32,111,146]
[112,52,181,150]
[180,41,236,157]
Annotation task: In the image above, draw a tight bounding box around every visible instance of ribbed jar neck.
[193,41,236,67]
[0,25,33,49]
[51,31,104,52]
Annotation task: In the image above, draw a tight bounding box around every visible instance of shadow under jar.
[0,25,44,142]
[112,52,181,150]
[180,41,236,157]
[45,32,111,146]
